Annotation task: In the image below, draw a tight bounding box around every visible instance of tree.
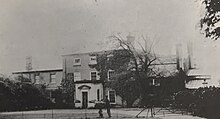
[111,34,160,106]
[200,0,220,40]
[107,71,140,107]
[15,75,32,83]
[60,77,75,107]
[94,34,160,107]
[0,76,52,111]
[92,49,140,107]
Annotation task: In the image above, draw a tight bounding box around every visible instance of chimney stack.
[187,42,193,69]
[176,44,183,70]
[26,56,32,71]
[126,35,135,46]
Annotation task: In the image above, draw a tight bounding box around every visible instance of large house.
[12,37,210,108]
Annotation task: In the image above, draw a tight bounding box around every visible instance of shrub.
[172,87,220,118]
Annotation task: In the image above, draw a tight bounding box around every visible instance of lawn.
[0,108,204,119]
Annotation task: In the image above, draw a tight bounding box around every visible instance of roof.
[12,68,63,74]
[61,50,110,56]
[187,68,211,80]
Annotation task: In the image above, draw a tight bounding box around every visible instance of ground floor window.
[50,73,56,83]
[97,89,100,101]
[150,79,160,86]
[108,90,116,103]
[34,73,40,84]
[49,91,56,103]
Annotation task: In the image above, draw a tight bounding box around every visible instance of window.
[90,71,97,81]
[74,72,81,81]
[109,90,116,103]
[108,70,115,80]
[67,73,74,80]
[35,73,40,84]
[154,79,160,86]
[89,56,97,64]
[74,58,81,65]
[50,91,56,103]
[97,89,100,101]
[150,79,160,86]
[50,73,56,83]
[107,54,113,61]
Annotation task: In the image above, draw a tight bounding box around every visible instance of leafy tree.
[0,76,52,112]
[107,71,140,107]
[92,49,140,107]
[15,75,31,83]
[173,87,220,118]
[200,0,220,40]
[60,77,75,107]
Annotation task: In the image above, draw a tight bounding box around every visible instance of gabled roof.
[62,50,111,56]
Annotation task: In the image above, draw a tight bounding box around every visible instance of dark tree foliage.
[173,87,220,118]
[107,72,140,107]
[92,49,140,107]
[109,35,158,106]
[95,34,186,107]
[107,50,140,107]
[60,78,75,107]
[200,0,220,40]
[15,75,31,83]
[158,71,186,104]
[52,87,63,107]
[0,76,52,112]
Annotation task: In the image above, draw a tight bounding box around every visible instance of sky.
[0,0,220,85]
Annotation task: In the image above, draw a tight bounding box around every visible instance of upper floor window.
[50,73,56,83]
[35,73,40,84]
[89,56,97,64]
[90,71,97,81]
[67,73,74,80]
[108,70,115,80]
[74,72,81,81]
[74,58,81,66]
[107,54,113,61]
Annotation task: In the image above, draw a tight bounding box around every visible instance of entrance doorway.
[82,92,88,108]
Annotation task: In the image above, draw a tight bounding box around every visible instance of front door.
[82,92,88,108]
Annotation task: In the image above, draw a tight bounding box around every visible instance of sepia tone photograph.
[0,0,220,119]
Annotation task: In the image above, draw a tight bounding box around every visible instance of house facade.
[12,68,63,101]
[62,51,123,108]
[11,40,210,108]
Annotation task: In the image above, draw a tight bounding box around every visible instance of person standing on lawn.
[105,96,111,118]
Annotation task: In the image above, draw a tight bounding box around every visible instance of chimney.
[187,42,193,69]
[26,56,32,71]
[176,44,183,70]
[126,35,135,46]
